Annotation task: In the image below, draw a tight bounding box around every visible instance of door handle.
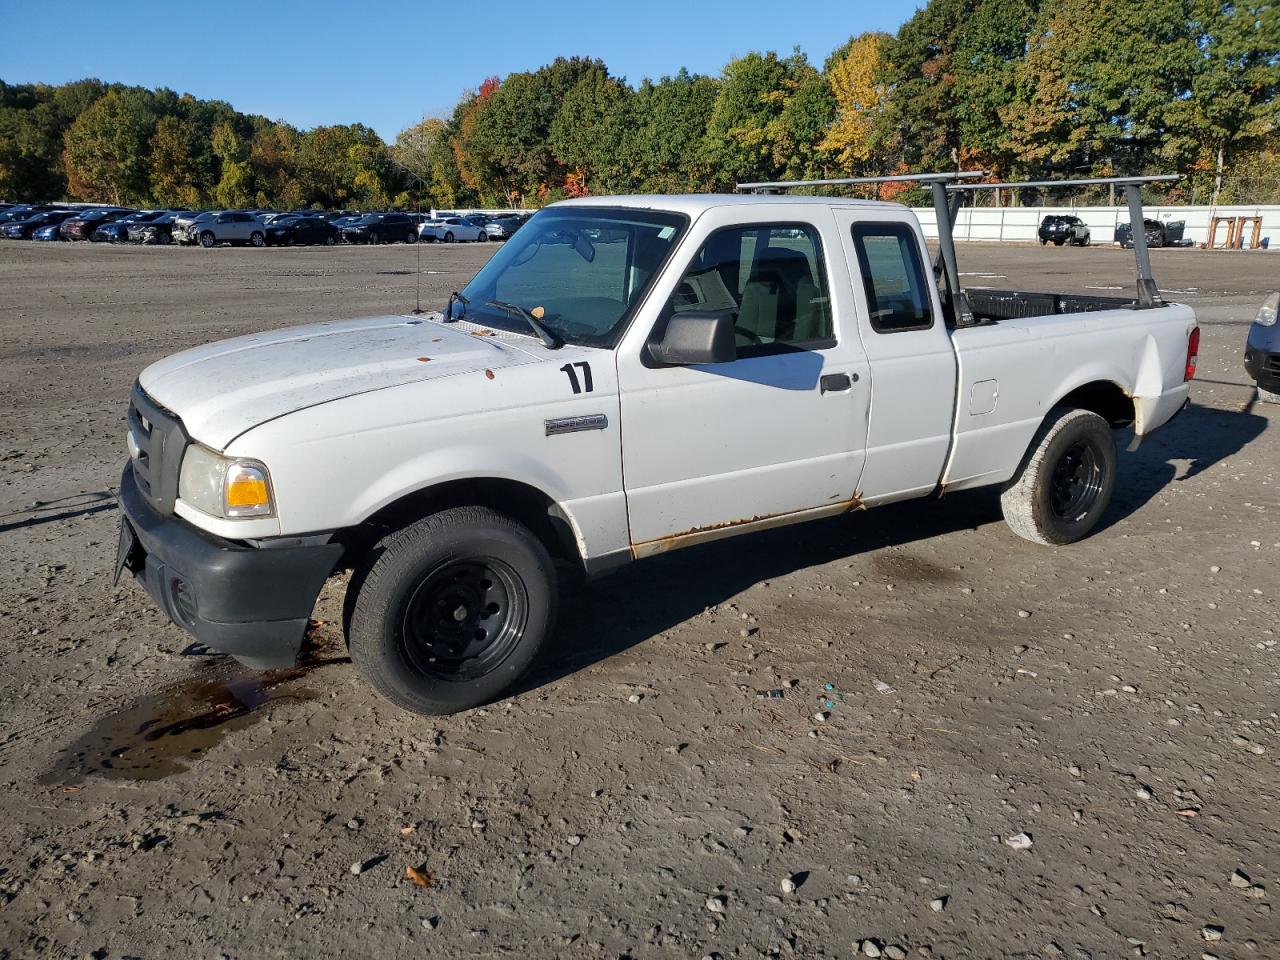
[820,373,853,394]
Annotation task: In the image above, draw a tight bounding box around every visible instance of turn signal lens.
[224,463,273,517]
[1185,326,1200,382]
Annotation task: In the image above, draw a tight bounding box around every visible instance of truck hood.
[139,314,542,449]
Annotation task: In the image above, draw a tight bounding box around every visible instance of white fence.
[913,204,1280,250]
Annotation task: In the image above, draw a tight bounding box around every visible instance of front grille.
[128,382,188,515]
[1265,355,1280,376]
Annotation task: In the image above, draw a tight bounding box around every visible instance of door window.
[666,224,833,356]
[849,223,933,333]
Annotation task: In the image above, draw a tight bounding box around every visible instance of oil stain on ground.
[40,642,347,786]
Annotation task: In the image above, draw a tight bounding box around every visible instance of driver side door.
[616,205,871,554]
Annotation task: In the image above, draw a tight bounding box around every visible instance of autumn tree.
[549,68,633,193]
[820,32,890,175]
[62,88,156,204]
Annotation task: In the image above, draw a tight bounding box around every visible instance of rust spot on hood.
[470,329,496,337]
[484,369,495,380]
[416,356,432,362]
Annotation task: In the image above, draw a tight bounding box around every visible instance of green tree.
[628,70,720,192]
[210,120,253,207]
[549,68,633,193]
[1166,1,1280,202]
[148,115,204,207]
[702,50,815,187]
[61,88,156,203]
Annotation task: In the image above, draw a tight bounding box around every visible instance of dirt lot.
[0,238,1276,959]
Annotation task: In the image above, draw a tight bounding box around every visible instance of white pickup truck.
[115,175,1198,714]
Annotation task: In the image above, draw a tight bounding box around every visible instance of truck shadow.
[518,401,1267,698]
[1103,399,1268,530]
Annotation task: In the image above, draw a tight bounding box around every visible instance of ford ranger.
[114,173,1198,714]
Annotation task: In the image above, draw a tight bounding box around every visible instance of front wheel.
[324,234,336,246]
[347,506,557,715]
[199,231,216,248]
[477,232,488,243]
[1000,407,1116,545]
[368,232,380,245]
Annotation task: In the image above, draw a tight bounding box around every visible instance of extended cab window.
[668,224,833,355]
[850,223,933,333]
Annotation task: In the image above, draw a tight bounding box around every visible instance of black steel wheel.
[400,558,527,681]
[1001,407,1116,545]
[347,506,557,714]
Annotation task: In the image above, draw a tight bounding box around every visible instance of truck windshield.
[457,207,688,348]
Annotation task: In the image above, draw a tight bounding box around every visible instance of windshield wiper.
[483,299,562,349]
[444,290,468,322]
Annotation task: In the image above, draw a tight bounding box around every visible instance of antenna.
[413,191,423,314]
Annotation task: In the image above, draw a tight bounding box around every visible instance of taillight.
[1185,327,1200,381]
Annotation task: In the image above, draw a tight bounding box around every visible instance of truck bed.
[967,288,1148,323]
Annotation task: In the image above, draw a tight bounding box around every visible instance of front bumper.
[1245,349,1280,392]
[116,464,343,669]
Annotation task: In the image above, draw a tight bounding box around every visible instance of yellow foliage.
[820,34,886,172]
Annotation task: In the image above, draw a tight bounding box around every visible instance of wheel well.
[341,478,582,572]
[1055,380,1134,427]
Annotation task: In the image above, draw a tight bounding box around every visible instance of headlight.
[1256,291,1278,328]
[178,444,275,519]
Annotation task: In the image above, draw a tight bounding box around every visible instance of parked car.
[2,208,75,239]
[265,216,340,246]
[1244,291,1280,403]
[339,212,418,244]
[1116,218,1185,248]
[32,221,66,241]
[128,212,181,245]
[481,215,528,241]
[92,210,166,242]
[190,211,267,248]
[331,215,363,229]
[173,211,216,245]
[0,203,62,224]
[61,208,134,241]
[419,214,489,243]
[1038,215,1090,246]
[114,188,1198,715]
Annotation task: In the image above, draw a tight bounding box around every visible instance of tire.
[443,231,454,243]
[347,506,557,715]
[1054,239,1065,246]
[199,231,216,248]
[250,231,265,247]
[1039,238,1048,245]
[324,235,335,246]
[1000,407,1117,546]
[406,230,417,244]
[369,232,380,245]
[157,232,170,246]
[1259,386,1280,404]
[478,231,488,243]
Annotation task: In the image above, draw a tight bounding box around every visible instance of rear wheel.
[443,231,454,243]
[347,506,557,715]
[324,235,336,246]
[406,230,417,244]
[1001,407,1116,545]
[478,231,488,243]
[369,232,380,245]
[250,231,265,247]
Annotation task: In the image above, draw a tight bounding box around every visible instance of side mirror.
[651,310,737,365]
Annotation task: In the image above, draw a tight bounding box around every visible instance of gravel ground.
[0,238,1276,960]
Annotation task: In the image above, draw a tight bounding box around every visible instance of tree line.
[1,0,1276,211]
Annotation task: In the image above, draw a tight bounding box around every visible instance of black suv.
[1116,218,1185,249]
[265,216,340,246]
[1038,215,1090,246]
[340,212,418,244]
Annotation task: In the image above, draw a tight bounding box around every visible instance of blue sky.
[0,0,918,141]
